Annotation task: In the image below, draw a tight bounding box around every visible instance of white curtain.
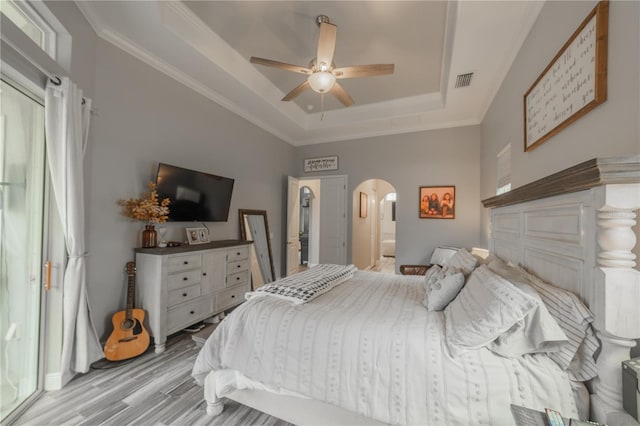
[45,77,102,382]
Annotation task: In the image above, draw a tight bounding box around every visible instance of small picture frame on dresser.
[186,227,209,245]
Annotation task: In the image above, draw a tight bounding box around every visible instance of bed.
[192,156,640,425]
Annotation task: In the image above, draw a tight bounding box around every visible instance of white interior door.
[286,176,300,276]
[319,176,347,265]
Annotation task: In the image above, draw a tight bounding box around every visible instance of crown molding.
[72,0,539,146]
[96,26,298,144]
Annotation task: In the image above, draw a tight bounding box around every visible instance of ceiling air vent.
[455,72,473,88]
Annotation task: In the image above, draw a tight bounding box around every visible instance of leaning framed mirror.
[238,209,276,289]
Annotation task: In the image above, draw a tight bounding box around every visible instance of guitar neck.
[125,262,136,320]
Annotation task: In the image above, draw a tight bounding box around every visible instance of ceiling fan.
[250,15,394,107]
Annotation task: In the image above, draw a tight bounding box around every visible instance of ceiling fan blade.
[316,23,337,68]
[282,80,310,101]
[330,82,354,107]
[333,64,395,79]
[250,57,312,75]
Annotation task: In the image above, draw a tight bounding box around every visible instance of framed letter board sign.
[524,1,608,152]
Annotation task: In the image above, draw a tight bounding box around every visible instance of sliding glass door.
[0,79,46,421]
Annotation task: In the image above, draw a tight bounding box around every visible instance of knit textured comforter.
[192,270,579,425]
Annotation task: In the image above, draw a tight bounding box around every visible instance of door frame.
[286,174,348,275]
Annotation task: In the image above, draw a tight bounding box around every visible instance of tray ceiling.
[76,1,544,146]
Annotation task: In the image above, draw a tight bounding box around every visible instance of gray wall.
[15,0,639,345]
[86,41,295,340]
[295,126,482,270]
[480,0,640,246]
[44,1,98,95]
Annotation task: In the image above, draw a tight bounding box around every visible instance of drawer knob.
[237,252,241,256]
[184,261,189,265]
[182,293,187,297]
[231,295,235,299]
[237,264,241,268]
[203,272,207,276]
[183,277,188,281]
[236,276,240,281]
[190,310,195,315]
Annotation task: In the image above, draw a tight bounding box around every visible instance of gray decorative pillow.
[444,265,538,357]
[445,248,478,275]
[424,265,442,290]
[423,266,465,311]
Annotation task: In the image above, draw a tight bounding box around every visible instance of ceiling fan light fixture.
[308,71,336,93]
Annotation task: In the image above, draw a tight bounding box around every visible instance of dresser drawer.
[216,284,248,311]
[227,259,249,274]
[227,246,249,262]
[227,270,249,287]
[168,283,201,307]
[167,297,214,334]
[168,269,202,291]
[168,254,202,273]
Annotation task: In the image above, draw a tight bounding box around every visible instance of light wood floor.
[366,257,396,274]
[13,332,293,426]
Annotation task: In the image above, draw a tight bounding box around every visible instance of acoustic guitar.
[104,261,150,361]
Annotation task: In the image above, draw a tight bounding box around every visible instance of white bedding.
[192,271,579,425]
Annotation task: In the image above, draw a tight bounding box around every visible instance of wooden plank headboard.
[483,156,640,425]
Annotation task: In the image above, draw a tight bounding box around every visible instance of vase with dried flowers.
[117,182,170,248]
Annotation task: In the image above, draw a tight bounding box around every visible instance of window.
[496,144,511,195]
[0,0,57,59]
[0,78,47,423]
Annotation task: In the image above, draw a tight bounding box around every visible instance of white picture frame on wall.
[303,156,338,172]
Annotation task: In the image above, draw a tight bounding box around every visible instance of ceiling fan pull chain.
[321,93,325,121]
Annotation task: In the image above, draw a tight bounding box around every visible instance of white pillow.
[444,265,538,357]
[424,265,442,288]
[488,282,568,357]
[445,248,478,275]
[485,258,568,357]
[423,266,465,311]
[429,247,459,266]
[513,264,599,381]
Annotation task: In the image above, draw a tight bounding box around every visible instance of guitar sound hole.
[122,318,135,329]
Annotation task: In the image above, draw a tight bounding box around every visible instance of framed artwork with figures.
[419,186,455,219]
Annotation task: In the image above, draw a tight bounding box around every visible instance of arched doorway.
[351,179,397,272]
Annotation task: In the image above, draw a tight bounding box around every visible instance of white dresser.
[135,240,252,353]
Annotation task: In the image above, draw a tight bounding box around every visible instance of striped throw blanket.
[245,264,357,305]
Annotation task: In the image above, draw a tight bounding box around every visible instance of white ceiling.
[76,1,544,146]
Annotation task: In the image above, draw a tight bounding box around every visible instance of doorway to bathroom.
[351,179,397,273]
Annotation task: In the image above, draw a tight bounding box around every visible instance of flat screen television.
[155,163,234,222]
